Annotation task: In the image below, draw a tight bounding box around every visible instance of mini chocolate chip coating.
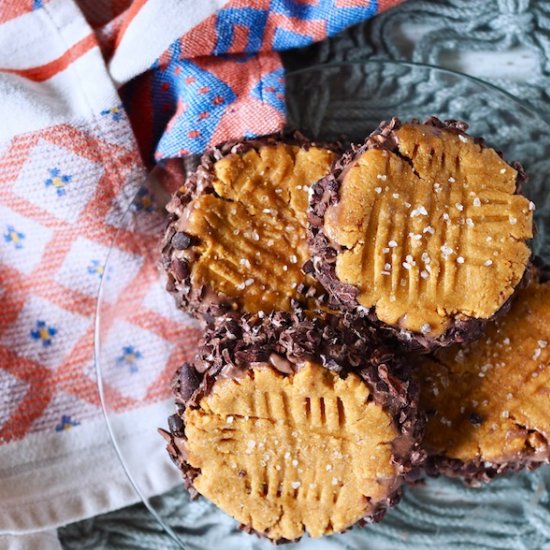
[162,309,425,542]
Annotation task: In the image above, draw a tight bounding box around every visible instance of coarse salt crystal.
[289,255,298,264]
[455,203,464,212]
[375,187,383,194]
[388,240,398,248]
[458,134,468,143]
[410,206,428,217]
[392,193,400,199]
[384,263,391,270]
[402,262,412,270]
[292,459,298,467]
[500,168,506,174]
[326,464,333,471]
[448,177,456,183]
[473,197,481,207]
[529,201,536,211]
[332,477,339,485]
[240,258,251,268]
[420,270,429,279]
[226,416,234,424]
[466,218,474,227]
[421,323,431,334]
[440,245,453,256]
[484,259,493,266]
[382,247,390,253]
[423,226,435,234]
[509,216,517,225]
[244,278,254,286]
[442,213,450,221]
[538,340,547,348]
[291,481,301,489]
[457,256,465,264]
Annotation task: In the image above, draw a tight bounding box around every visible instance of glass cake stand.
[95,60,550,549]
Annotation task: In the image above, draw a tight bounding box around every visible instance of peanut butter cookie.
[417,271,550,484]
[161,310,424,542]
[308,117,533,349]
[162,134,338,322]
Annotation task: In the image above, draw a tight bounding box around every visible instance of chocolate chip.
[168,414,185,437]
[171,258,189,280]
[175,363,202,402]
[172,231,192,250]
[469,412,483,425]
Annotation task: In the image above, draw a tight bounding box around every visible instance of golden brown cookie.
[162,134,338,322]
[417,272,550,484]
[161,310,424,542]
[308,117,533,349]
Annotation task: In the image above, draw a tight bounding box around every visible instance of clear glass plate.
[95,60,550,549]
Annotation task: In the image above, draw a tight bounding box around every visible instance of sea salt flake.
[402,262,412,270]
[388,240,398,248]
[410,206,428,217]
[529,201,536,211]
[289,255,298,264]
[538,340,547,348]
[420,270,429,279]
[455,202,464,212]
[291,481,301,489]
[473,197,481,207]
[332,477,339,485]
[375,187,383,194]
[392,193,400,199]
[458,135,468,143]
[466,218,474,227]
[226,416,234,424]
[440,245,453,257]
[377,174,387,181]
[509,216,517,225]
[484,259,493,266]
[423,226,435,234]
[457,256,465,264]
